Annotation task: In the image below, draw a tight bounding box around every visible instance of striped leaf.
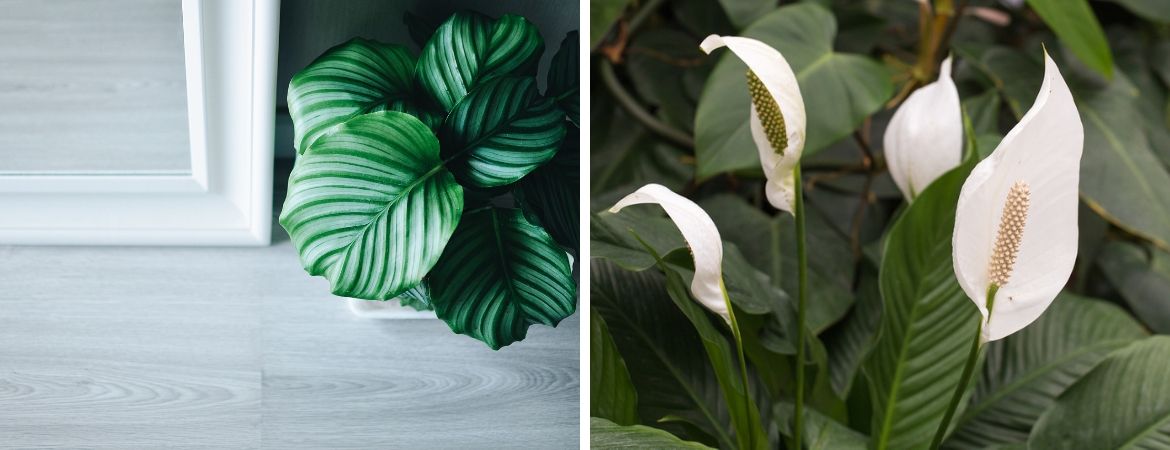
[516,131,578,249]
[440,77,566,187]
[287,38,440,153]
[428,207,576,349]
[547,31,580,126]
[279,111,463,300]
[417,11,543,112]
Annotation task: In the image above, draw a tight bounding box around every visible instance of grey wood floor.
[0,166,580,448]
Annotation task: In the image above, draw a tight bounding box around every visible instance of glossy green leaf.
[774,402,869,450]
[590,417,714,449]
[440,77,566,187]
[1026,0,1113,78]
[428,207,576,349]
[592,259,734,448]
[864,165,981,450]
[694,2,892,179]
[286,38,440,153]
[517,134,578,250]
[1029,336,1170,448]
[417,11,543,112]
[945,294,1147,449]
[591,309,639,426]
[1097,241,1170,334]
[547,31,579,126]
[279,111,463,300]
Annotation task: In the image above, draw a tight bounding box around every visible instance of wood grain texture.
[0,162,580,447]
[0,0,191,172]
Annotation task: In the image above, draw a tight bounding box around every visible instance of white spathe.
[952,52,1083,343]
[609,184,729,323]
[884,56,963,201]
[700,34,806,214]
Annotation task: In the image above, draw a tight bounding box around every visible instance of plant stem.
[930,285,994,449]
[793,165,809,450]
[598,59,695,149]
[723,282,757,450]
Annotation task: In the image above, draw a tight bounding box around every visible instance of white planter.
[346,299,435,319]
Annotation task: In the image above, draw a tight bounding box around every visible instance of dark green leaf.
[823,264,882,398]
[946,294,1147,448]
[417,12,543,112]
[695,3,892,178]
[590,210,687,272]
[1105,0,1170,24]
[774,402,869,450]
[590,417,714,449]
[1097,241,1170,333]
[592,259,734,448]
[428,207,576,349]
[287,39,440,153]
[440,77,566,187]
[397,282,434,311]
[1028,336,1170,448]
[548,31,580,126]
[864,165,982,450]
[517,135,579,250]
[591,309,639,426]
[1025,0,1113,78]
[717,0,775,29]
[279,111,463,300]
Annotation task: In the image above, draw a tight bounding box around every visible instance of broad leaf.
[1029,336,1170,448]
[592,259,735,448]
[695,2,892,179]
[1026,0,1113,78]
[517,134,578,250]
[279,111,462,300]
[1097,241,1170,333]
[547,31,580,126]
[717,0,775,30]
[591,309,639,426]
[417,12,543,112]
[945,294,1147,449]
[864,165,981,450]
[1107,0,1170,23]
[287,38,440,153]
[590,210,686,272]
[774,403,869,450]
[428,207,576,349]
[440,77,566,187]
[823,264,882,398]
[590,417,713,449]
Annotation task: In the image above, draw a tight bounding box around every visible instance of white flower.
[952,51,1083,343]
[609,184,729,322]
[884,56,963,201]
[700,35,806,214]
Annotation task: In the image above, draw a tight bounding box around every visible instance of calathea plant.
[280,10,580,350]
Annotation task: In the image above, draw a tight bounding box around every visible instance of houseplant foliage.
[281,10,580,350]
[591,0,1170,448]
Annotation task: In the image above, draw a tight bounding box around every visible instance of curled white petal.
[701,34,806,214]
[884,55,963,201]
[953,52,1083,342]
[609,184,729,322]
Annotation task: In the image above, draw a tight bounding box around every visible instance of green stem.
[723,282,756,450]
[598,59,695,149]
[929,285,995,449]
[793,165,808,450]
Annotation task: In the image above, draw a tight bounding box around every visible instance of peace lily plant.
[280,10,579,350]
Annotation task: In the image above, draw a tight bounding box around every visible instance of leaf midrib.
[336,161,447,270]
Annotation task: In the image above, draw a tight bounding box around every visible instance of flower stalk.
[793,164,808,450]
[929,285,995,450]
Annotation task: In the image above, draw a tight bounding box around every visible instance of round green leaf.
[440,77,566,187]
[417,11,543,112]
[694,2,892,179]
[946,294,1147,449]
[547,31,580,126]
[279,111,463,300]
[287,38,439,153]
[1029,336,1170,448]
[428,207,576,349]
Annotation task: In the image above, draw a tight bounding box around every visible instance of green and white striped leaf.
[440,77,566,187]
[547,31,580,126]
[287,38,440,153]
[864,165,981,450]
[417,11,543,112]
[1029,336,1170,448]
[517,133,578,250]
[279,111,463,300]
[397,282,433,311]
[945,294,1146,449]
[428,207,576,349]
